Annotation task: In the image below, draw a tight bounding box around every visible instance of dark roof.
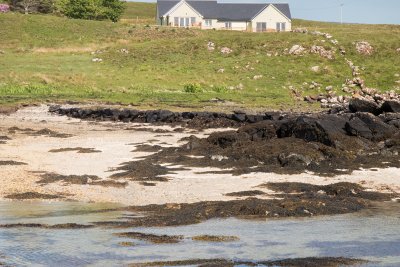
[215,3,267,21]
[186,1,220,19]
[157,1,291,21]
[157,0,180,17]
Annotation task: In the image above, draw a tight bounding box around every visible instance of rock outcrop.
[50,104,400,176]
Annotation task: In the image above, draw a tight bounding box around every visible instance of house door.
[225,22,232,30]
[256,22,267,32]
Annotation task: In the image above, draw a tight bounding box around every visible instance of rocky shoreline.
[49,99,400,177]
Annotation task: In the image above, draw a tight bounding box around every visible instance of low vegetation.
[0,2,399,111]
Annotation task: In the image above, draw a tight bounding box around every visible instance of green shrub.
[183,83,202,93]
[63,0,125,22]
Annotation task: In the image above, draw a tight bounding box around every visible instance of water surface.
[0,201,399,266]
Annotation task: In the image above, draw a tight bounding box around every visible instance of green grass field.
[0,3,399,111]
[122,2,156,19]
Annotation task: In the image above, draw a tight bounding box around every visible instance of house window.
[204,19,212,27]
[225,22,232,30]
[256,22,267,32]
[175,17,196,27]
[276,22,286,32]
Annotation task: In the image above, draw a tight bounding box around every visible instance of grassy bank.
[0,8,399,111]
[121,2,156,25]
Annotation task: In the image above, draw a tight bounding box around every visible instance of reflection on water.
[0,201,399,266]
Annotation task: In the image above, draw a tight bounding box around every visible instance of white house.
[157,0,292,32]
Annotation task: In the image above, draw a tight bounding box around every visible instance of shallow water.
[0,201,399,266]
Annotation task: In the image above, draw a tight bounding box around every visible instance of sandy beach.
[0,105,398,206]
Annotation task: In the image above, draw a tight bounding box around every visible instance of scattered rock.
[310,45,335,59]
[235,83,244,90]
[207,41,215,51]
[292,28,308,33]
[253,75,263,80]
[311,66,320,72]
[220,47,233,54]
[289,45,306,55]
[91,50,104,55]
[92,58,103,62]
[356,41,374,55]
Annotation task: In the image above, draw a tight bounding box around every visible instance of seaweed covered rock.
[277,115,348,147]
[349,98,381,115]
[345,113,396,141]
[381,100,400,113]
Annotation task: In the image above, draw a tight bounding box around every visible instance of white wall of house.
[160,2,291,32]
[251,5,291,32]
[163,1,203,27]
[201,19,217,30]
[226,21,247,31]
[202,20,248,31]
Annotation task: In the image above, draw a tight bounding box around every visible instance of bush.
[63,0,125,22]
[0,4,10,12]
[183,83,202,93]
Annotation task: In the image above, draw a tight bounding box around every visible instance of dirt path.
[0,105,399,205]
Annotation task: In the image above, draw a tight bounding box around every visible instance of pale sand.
[0,105,399,205]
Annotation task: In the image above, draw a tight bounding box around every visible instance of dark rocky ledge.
[49,103,400,176]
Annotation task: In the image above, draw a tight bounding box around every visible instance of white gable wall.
[251,5,291,32]
[164,1,203,27]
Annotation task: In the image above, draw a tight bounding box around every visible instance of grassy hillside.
[0,11,399,111]
[121,2,156,25]
[122,2,156,19]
